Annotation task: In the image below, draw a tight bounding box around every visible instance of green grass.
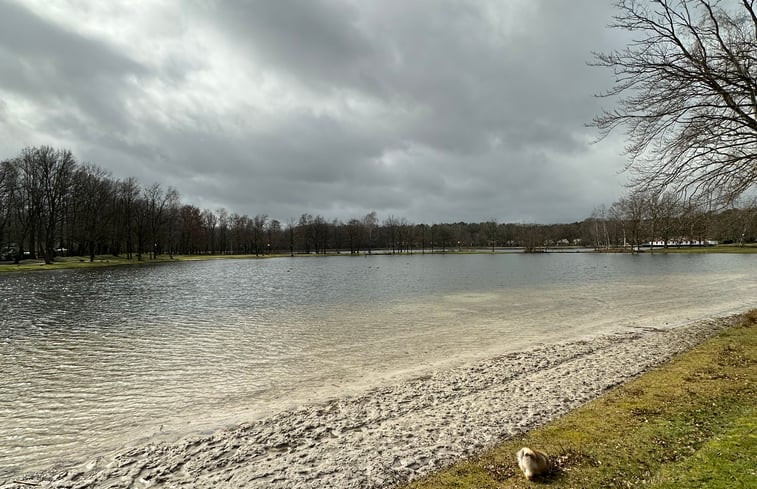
[405,310,757,489]
[0,253,293,272]
[0,254,206,272]
[649,244,757,253]
[0,255,170,272]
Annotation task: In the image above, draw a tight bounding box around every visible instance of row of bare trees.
[589,190,757,251]
[0,147,183,263]
[2,146,756,263]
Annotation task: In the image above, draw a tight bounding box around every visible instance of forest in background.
[1,146,755,264]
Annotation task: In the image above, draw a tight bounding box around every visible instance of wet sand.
[2,314,740,489]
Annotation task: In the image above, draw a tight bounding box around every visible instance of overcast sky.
[0,0,632,224]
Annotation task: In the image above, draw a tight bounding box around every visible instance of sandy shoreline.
[2,315,740,489]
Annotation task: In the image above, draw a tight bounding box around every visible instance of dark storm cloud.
[0,0,629,224]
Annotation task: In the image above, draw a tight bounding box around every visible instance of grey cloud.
[1,0,630,224]
[0,0,151,138]
[202,0,378,91]
[0,1,144,79]
[238,0,614,159]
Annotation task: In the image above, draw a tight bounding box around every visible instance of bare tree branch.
[591,0,757,205]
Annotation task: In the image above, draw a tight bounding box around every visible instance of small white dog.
[517,447,550,480]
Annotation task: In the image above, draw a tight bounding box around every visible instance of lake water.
[1,253,756,477]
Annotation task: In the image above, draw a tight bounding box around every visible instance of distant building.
[642,238,718,248]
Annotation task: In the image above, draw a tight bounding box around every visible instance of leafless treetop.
[592,0,757,204]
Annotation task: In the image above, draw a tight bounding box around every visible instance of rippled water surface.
[1,253,756,476]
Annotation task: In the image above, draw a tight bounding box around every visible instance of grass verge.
[405,310,757,489]
[0,255,176,272]
[649,244,757,253]
[0,253,291,272]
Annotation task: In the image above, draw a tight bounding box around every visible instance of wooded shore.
[2,244,756,273]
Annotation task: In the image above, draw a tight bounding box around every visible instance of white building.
[642,238,718,247]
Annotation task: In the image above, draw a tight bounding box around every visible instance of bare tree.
[178,205,205,255]
[593,0,757,204]
[520,224,546,253]
[484,220,499,252]
[297,213,314,253]
[253,214,268,255]
[655,192,684,247]
[362,211,378,254]
[75,164,114,262]
[201,208,217,254]
[416,223,429,253]
[0,160,15,255]
[732,196,757,244]
[138,183,175,259]
[31,147,76,264]
[432,223,453,252]
[346,218,364,254]
[397,217,413,253]
[116,177,140,259]
[384,215,400,254]
[589,205,612,249]
[267,219,281,254]
[680,196,715,243]
[313,215,328,254]
[216,208,229,254]
[163,188,181,258]
[287,217,296,256]
[610,190,652,251]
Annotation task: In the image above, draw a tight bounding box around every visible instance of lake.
[1,253,756,477]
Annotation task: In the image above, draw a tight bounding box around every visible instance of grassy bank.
[405,310,756,489]
[0,253,291,273]
[597,244,757,254]
[648,244,757,253]
[1,244,755,273]
[0,255,176,272]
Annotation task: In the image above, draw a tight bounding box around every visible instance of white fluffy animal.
[517,447,550,480]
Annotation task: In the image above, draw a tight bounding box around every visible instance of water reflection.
[1,253,756,476]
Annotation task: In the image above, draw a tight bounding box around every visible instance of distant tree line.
[588,189,757,252]
[1,146,755,264]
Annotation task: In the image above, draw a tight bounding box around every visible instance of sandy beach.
[2,314,740,489]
